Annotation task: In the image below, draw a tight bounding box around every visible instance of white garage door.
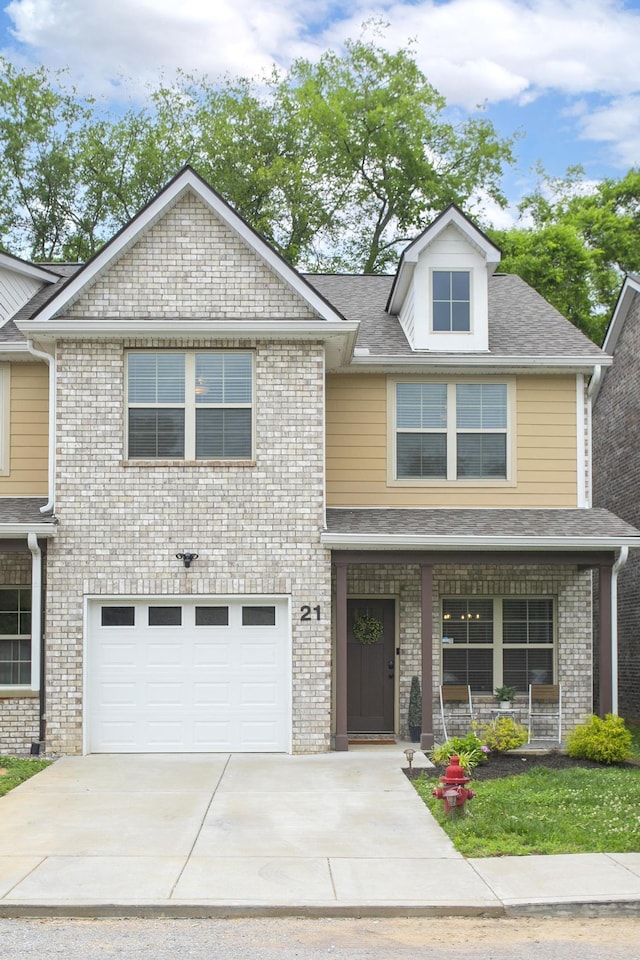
[87,598,290,752]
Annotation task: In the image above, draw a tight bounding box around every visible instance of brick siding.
[65,192,319,321]
[42,337,331,754]
[593,292,640,720]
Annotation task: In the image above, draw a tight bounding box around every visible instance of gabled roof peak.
[23,166,349,329]
[387,204,502,315]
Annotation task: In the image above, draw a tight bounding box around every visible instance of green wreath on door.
[352,615,384,645]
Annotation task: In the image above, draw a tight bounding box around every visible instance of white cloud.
[4,0,316,97]
[327,0,640,110]
[4,0,640,106]
[577,95,640,167]
[3,0,640,172]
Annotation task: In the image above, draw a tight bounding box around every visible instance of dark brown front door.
[347,598,395,732]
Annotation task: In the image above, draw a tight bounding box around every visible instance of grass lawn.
[628,721,640,761]
[0,756,51,797]
[414,764,640,857]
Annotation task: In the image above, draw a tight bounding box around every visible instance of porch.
[323,507,640,752]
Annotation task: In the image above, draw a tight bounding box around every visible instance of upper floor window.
[127,351,253,460]
[394,381,510,481]
[0,587,31,686]
[432,270,470,332]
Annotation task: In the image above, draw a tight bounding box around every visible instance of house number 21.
[300,605,321,621]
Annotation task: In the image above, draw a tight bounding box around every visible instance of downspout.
[26,340,56,515]
[585,365,602,508]
[611,546,629,715]
[27,533,45,751]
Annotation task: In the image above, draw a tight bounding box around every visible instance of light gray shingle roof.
[306,273,605,359]
[0,498,55,524]
[325,507,640,542]
[11,257,603,362]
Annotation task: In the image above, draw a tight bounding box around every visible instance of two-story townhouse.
[592,274,640,722]
[1,166,638,757]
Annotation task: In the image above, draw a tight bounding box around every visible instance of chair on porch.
[527,684,562,743]
[439,684,474,741]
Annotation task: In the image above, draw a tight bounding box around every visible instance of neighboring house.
[592,274,640,722]
[0,166,638,757]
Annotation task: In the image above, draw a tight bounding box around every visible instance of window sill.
[388,477,516,488]
[122,459,256,468]
[0,687,39,699]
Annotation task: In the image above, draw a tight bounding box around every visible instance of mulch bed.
[407,751,638,781]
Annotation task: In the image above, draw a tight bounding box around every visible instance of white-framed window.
[393,380,512,481]
[432,270,471,332]
[126,351,254,460]
[441,597,555,694]
[0,587,32,686]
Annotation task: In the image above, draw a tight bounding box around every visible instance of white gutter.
[321,533,640,551]
[21,319,359,339]
[587,364,603,398]
[27,533,41,693]
[585,365,603,509]
[0,523,55,537]
[611,546,629,715]
[348,355,611,371]
[26,340,56,514]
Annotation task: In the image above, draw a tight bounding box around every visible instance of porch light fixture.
[176,551,199,569]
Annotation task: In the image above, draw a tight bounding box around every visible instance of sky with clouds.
[1,0,639,225]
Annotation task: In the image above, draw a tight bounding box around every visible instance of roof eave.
[0,252,59,284]
[601,274,640,358]
[18,318,359,341]
[0,524,57,538]
[347,354,610,373]
[321,533,640,551]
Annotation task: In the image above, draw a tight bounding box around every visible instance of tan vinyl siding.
[326,372,578,507]
[0,362,48,495]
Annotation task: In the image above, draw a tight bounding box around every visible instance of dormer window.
[387,206,500,352]
[433,270,471,332]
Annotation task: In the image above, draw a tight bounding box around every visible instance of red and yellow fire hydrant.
[432,755,476,816]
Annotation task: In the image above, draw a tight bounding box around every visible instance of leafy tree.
[0,58,91,259]
[491,167,640,343]
[279,36,515,271]
[0,36,515,272]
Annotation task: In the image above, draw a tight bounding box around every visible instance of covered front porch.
[0,498,56,754]
[324,508,640,752]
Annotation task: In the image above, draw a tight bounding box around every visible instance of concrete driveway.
[2,747,640,916]
[0,745,503,913]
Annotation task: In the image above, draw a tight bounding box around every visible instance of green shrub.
[430,730,487,769]
[479,716,528,753]
[566,714,632,764]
